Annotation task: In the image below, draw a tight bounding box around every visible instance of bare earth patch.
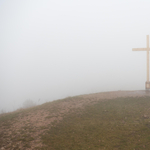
[0,90,150,150]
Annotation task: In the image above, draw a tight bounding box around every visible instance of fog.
[0,0,150,112]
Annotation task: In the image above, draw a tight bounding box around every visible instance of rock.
[143,114,149,119]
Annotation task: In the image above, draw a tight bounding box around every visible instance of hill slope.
[0,91,150,150]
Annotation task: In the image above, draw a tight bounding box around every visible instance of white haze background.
[0,0,150,112]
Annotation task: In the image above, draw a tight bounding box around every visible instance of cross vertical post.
[132,35,150,90]
[147,35,149,83]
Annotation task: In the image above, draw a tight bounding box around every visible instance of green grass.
[41,97,150,150]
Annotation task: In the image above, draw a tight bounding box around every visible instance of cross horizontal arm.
[132,48,150,51]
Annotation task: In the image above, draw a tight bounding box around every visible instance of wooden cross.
[132,35,150,89]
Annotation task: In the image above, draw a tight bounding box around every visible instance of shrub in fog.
[23,99,36,108]
[0,109,6,114]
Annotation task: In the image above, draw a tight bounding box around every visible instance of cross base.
[145,81,150,89]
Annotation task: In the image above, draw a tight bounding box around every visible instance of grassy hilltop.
[0,91,150,150]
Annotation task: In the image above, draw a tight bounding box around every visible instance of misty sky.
[0,0,150,112]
